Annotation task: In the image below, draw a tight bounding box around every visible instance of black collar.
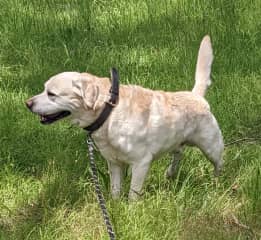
[84,68,119,134]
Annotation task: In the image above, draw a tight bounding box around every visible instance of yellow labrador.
[26,36,223,200]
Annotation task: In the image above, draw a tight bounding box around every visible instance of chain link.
[87,135,116,240]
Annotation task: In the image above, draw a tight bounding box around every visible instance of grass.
[0,0,261,239]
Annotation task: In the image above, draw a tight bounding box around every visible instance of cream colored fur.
[193,35,213,96]
[26,36,224,200]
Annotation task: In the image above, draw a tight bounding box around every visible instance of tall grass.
[0,0,260,239]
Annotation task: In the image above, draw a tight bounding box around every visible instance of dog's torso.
[92,84,211,165]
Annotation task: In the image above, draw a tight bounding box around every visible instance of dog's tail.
[192,35,213,97]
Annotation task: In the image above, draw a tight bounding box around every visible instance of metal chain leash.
[86,135,116,240]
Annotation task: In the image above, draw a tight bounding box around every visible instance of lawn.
[0,0,260,239]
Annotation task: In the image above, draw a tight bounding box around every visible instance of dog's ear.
[72,79,101,110]
[72,78,82,97]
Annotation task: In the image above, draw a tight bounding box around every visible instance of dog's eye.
[47,91,56,97]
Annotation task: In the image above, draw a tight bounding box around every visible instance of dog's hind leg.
[193,115,224,176]
[165,148,184,179]
[204,140,224,177]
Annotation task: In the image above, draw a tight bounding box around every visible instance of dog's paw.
[128,189,143,201]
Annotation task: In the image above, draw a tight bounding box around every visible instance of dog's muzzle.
[25,99,71,124]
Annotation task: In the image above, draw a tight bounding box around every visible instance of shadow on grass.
[1,0,261,92]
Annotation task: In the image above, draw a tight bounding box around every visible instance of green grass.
[0,0,261,239]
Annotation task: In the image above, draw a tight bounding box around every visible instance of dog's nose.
[25,99,34,109]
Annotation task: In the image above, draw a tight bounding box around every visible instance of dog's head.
[25,72,110,127]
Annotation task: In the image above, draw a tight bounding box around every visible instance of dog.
[26,36,224,200]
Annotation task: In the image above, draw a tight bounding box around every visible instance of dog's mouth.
[39,111,71,124]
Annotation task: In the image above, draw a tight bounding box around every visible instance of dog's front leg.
[129,156,152,200]
[107,161,125,199]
